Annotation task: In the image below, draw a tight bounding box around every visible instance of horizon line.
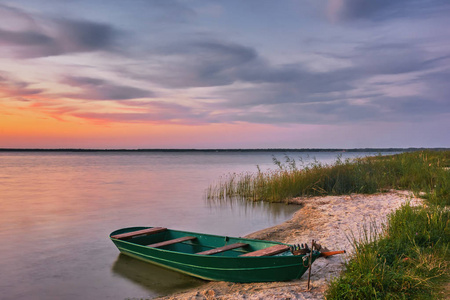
[0,147,448,152]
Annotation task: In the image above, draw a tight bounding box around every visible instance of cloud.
[327,0,403,22]
[138,40,258,88]
[374,96,450,117]
[105,39,448,126]
[202,90,450,126]
[415,68,450,102]
[136,36,443,99]
[0,4,37,31]
[150,0,197,23]
[0,4,121,58]
[0,72,44,97]
[0,28,54,46]
[179,38,450,125]
[53,19,119,53]
[61,76,155,100]
[115,35,447,127]
[342,42,442,75]
[327,0,450,22]
[127,39,358,95]
[70,101,206,124]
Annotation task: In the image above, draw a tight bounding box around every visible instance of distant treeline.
[0,148,448,152]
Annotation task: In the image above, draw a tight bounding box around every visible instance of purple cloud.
[70,101,206,124]
[140,40,258,88]
[0,4,121,58]
[61,76,155,100]
[327,0,450,22]
[0,72,44,96]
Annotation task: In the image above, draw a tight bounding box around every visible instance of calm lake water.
[0,151,388,299]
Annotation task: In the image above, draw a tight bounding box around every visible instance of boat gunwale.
[116,245,306,270]
[109,226,303,259]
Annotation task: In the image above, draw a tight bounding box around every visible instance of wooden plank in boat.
[147,236,196,248]
[196,243,248,255]
[111,227,167,240]
[240,244,290,257]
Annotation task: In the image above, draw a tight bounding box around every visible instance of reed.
[207,150,450,204]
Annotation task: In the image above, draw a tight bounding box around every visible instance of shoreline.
[157,190,422,300]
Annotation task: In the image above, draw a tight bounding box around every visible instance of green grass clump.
[326,204,449,299]
[207,150,450,203]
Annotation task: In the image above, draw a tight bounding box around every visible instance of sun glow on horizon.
[0,98,287,148]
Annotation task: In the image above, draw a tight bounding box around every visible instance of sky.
[0,0,449,149]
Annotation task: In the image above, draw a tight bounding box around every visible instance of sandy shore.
[157,191,422,300]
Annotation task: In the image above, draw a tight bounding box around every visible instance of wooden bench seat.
[111,227,167,240]
[147,236,197,248]
[240,244,290,257]
[196,243,248,255]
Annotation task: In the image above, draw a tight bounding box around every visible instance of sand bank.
[157,191,421,300]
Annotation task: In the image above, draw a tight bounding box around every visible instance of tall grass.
[207,150,450,204]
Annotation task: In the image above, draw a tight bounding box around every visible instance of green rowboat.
[110,226,320,282]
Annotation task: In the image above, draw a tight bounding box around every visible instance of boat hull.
[110,227,320,283]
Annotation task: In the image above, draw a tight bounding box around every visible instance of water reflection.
[112,254,205,296]
[206,195,298,220]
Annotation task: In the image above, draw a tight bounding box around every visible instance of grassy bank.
[208,150,450,299]
[325,152,449,299]
[326,203,449,299]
